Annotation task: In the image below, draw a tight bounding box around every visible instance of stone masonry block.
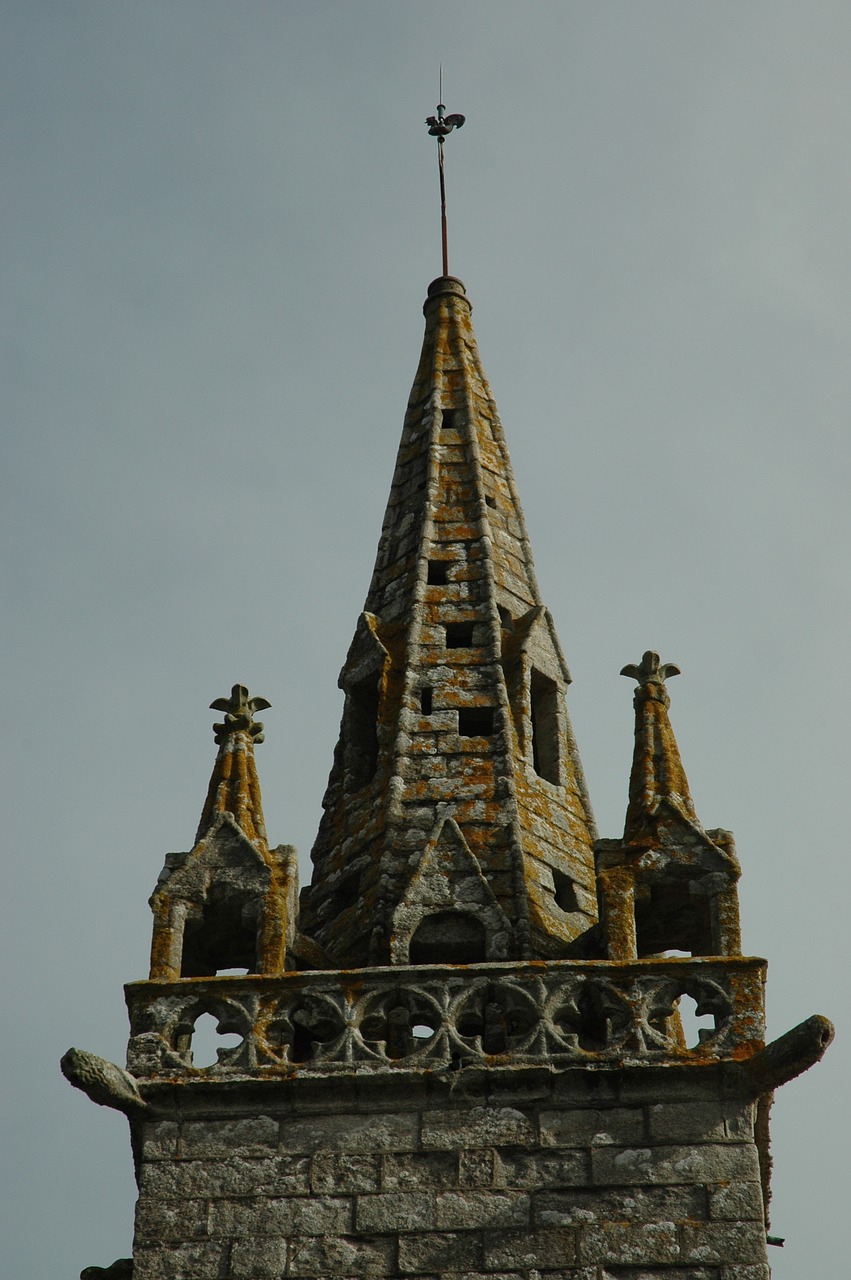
[723,1103,757,1139]
[179,1115,278,1159]
[679,1221,767,1265]
[356,1191,435,1232]
[494,1147,590,1190]
[288,1233,396,1277]
[208,1196,294,1237]
[458,1148,495,1188]
[282,1111,419,1154]
[591,1142,759,1186]
[535,1183,706,1226]
[290,1195,354,1235]
[134,1197,207,1243]
[229,1236,288,1279]
[312,1152,382,1194]
[482,1227,577,1269]
[132,1240,228,1280]
[646,1102,728,1143]
[421,1105,535,1149]
[579,1221,680,1266]
[435,1190,530,1230]
[719,1267,769,1280]
[140,1121,178,1161]
[540,1107,646,1148]
[397,1230,483,1273]
[707,1179,765,1221]
[141,1154,311,1200]
[382,1150,457,1190]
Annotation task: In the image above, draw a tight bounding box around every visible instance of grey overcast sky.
[2,3,848,1275]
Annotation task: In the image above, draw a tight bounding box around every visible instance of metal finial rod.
[425,78,465,278]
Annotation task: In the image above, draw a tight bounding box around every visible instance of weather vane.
[425,68,465,278]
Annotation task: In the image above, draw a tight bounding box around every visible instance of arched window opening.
[530,669,561,785]
[180,886,259,977]
[344,672,380,790]
[409,911,487,965]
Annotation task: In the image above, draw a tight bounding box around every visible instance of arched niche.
[408,910,487,966]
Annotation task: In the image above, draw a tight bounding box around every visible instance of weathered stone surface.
[435,1189,530,1229]
[539,1106,646,1148]
[356,1192,435,1232]
[679,1220,767,1264]
[482,1226,577,1269]
[289,1233,395,1277]
[282,1111,419,1153]
[398,1230,482,1273]
[180,1115,278,1158]
[579,1221,681,1265]
[535,1183,706,1226]
[591,1142,760,1186]
[382,1150,457,1190]
[421,1106,535,1149]
[229,1236,288,1279]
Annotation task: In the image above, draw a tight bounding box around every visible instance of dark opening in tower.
[530,668,560,784]
[634,881,714,957]
[180,885,259,977]
[344,673,380,790]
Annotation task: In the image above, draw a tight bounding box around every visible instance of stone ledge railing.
[124,957,766,1079]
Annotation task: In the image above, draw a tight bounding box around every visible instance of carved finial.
[620,651,682,687]
[210,684,271,745]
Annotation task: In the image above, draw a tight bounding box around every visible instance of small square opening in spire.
[427,560,449,585]
[445,622,475,648]
[458,707,495,737]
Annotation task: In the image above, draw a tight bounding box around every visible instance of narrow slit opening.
[420,687,433,715]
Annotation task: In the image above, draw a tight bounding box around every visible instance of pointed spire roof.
[195,684,270,848]
[300,278,598,968]
[620,651,699,844]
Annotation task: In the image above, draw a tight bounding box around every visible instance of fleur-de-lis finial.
[210,685,271,745]
[620,651,682,687]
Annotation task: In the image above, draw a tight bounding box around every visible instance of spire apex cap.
[424,276,470,313]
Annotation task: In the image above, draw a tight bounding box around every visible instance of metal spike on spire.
[425,69,465,277]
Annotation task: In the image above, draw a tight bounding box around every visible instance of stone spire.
[195,684,271,848]
[300,277,598,967]
[620,650,698,844]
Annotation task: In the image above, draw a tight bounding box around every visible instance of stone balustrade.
[124,956,766,1079]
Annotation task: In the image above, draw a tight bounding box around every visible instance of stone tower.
[64,276,833,1280]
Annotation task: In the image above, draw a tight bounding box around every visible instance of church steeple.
[299,277,598,967]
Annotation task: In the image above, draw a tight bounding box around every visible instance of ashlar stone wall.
[131,1066,770,1280]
